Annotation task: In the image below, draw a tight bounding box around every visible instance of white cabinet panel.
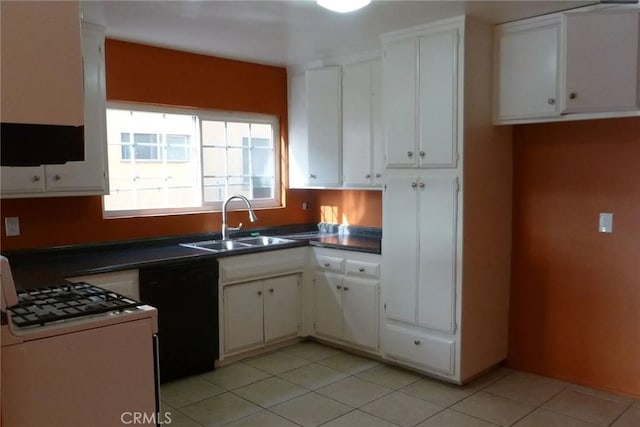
[314,271,343,341]
[306,67,342,186]
[342,61,372,186]
[418,28,458,168]
[224,281,264,354]
[342,276,378,350]
[66,269,139,301]
[288,74,308,188]
[495,18,561,121]
[417,176,458,333]
[383,38,418,168]
[563,9,640,113]
[383,176,419,324]
[264,275,300,343]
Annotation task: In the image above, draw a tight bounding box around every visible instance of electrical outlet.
[599,212,613,233]
[5,217,20,236]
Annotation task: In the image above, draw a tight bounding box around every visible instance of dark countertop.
[2,224,381,290]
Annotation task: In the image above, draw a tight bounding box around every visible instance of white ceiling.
[82,0,594,69]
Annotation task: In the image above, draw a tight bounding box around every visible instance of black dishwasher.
[140,259,218,383]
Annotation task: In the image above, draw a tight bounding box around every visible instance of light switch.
[5,217,20,236]
[599,212,613,233]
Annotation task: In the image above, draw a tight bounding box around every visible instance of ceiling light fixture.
[317,0,372,14]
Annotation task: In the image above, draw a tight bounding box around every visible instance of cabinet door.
[342,276,378,350]
[383,38,418,168]
[564,10,640,113]
[342,61,373,187]
[264,275,300,343]
[46,24,107,194]
[0,166,45,195]
[371,60,384,185]
[417,175,458,333]
[495,17,561,121]
[314,271,343,340]
[382,176,419,324]
[224,281,264,354]
[288,73,308,188]
[306,67,341,186]
[418,28,458,168]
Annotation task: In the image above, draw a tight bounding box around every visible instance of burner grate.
[7,282,143,328]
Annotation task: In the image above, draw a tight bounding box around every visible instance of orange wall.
[314,190,382,228]
[0,40,319,250]
[509,117,640,398]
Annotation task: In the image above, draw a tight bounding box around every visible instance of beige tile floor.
[160,341,640,427]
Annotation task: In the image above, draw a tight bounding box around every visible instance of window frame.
[103,102,282,218]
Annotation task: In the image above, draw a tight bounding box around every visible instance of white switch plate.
[599,212,613,233]
[5,217,20,236]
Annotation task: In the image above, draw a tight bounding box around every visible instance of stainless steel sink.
[179,236,295,252]
[234,236,294,246]
[179,240,253,252]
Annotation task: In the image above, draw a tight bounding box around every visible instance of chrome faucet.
[221,194,257,240]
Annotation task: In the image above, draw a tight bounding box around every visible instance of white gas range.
[1,256,161,427]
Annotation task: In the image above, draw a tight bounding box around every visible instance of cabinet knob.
[365,173,371,179]
[53,174,61,181]
[269,288,274,293]
[419,151,425,158]
[569,92,577,100]
[343,286,349,291]
[418,182,425,189]
[32,175,41,182]
[547,98,556,105]
[414,340,421,346]
[324,262,330,267]
[336,285,342,290]
[411,182,418,189]
[375,173,382,178]
[257,290,263,296]
[407,151,414,158]
[309,174,317,179]
[358,267,365,272]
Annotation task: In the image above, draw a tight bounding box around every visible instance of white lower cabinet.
[218,248,306,359]
[223,274,301,355]
[383,324,455,375]
[66,269,139,300]
[313,248,379,352]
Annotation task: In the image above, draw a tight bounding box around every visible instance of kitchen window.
[104,104,281,216]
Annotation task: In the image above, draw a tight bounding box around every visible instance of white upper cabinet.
[1,22,108,198]
[306,67,342,187]
[342,60,383,187]
[495,17,562,121]
[382,27,458,169]
[383,37,418,168]
[494,6,640,124]
[288,60,382,190]
[563,9,640,114]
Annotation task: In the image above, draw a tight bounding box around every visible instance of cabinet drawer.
[219,248,307,284]
[345,260,379,278]
[383,324,455,375]
[316,255,344,272]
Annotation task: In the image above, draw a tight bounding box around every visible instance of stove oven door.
[2,317,159,427]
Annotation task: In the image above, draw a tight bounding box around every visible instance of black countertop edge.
[2,224,381,290]
[1,223,319,260]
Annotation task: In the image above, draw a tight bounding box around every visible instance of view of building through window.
[104,106,280,216]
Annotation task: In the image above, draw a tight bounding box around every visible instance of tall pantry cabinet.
[380,16,512,383]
